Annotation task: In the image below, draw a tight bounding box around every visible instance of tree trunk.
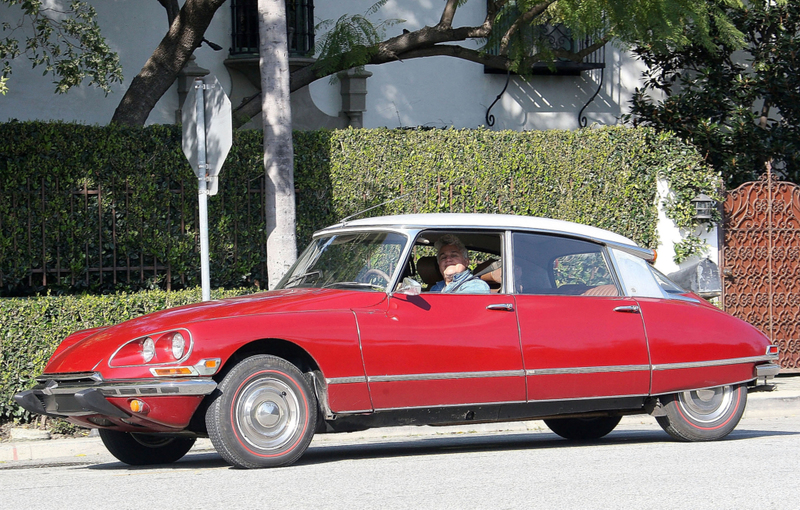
[258,0,297,289]
[111,0,226,126]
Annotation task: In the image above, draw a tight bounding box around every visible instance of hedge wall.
[0,122,719,296]
[0,288,251,420]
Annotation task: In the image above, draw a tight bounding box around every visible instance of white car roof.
[322,213,639,248]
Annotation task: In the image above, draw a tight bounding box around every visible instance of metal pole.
[195,79,211,302]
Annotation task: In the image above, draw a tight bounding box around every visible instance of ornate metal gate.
[722,170,800,372]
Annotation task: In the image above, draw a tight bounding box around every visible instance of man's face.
[437,244,469,281]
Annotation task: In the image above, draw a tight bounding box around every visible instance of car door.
[355,228,524,410]
[609,248,767,395]
[512,232,651,402]
[355,292,525,410]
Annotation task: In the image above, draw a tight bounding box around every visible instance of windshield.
[276,231,408,292]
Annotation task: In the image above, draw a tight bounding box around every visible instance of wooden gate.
[722,170,800,372]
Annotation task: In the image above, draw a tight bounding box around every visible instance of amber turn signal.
[129,399,150,414]
[151,367,194,376]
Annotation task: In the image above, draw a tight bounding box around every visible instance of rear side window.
[512,232,618,296]
[610,249,665,298]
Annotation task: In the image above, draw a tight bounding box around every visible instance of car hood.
[44,288,386,374]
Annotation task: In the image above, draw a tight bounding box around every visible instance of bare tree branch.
[438,0,460,29]
[550,35,611,63]
[157,0,181,26]
[500,1,556,54]
[112,0,226,126]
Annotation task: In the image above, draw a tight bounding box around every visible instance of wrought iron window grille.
[483,10,606,127]
[230,0,314,57]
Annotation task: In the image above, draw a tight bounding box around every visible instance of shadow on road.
[79,425,797,471]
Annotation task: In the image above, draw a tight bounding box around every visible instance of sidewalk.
[2,375,799,464]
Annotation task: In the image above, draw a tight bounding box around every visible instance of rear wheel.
[656,384,747,442]
[206,355,317,468]
[98,429,195,465]
[543,416,622,440]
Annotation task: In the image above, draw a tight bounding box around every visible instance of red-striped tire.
[656,384,747,442]
[206,355,317,468]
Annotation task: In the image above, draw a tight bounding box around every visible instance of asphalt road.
[1,414,798,510]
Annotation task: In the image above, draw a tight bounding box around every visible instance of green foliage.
[0,122,717,295]
[0,1,122,94]
[313,0,747,78]
[0,287,252,420]
[626,0,798,188]
[312,1,403,78]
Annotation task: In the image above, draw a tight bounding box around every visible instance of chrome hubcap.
[678,386,733,423]
[256,401,281,428]
[235,377,300,451]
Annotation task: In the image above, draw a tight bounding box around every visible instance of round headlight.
[142,337,155,363]
[171,332,186,360]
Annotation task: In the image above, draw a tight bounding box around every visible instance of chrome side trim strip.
[328,370,526,385]
[327,376,368,385]
[526,365,649,376]
[328,356,777,385]
[652,355,777,371]
[369,370,526,383]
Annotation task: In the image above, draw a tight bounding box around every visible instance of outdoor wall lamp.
[692,193,715,220]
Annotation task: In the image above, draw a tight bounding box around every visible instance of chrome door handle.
[487,303,514,311]
[613,305,640,314]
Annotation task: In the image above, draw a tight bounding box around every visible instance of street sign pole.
[194,80,211,302]
[182,74,232,303]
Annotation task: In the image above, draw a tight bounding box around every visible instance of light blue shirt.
[430,270,491,294]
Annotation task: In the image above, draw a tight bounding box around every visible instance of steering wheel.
[361,268,391,286]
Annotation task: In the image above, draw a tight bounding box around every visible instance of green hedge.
[0,122,719,297]
[0,287,252,420]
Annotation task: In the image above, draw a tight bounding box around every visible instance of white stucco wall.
[0,0,231,126]
[654,178,720,277]
[1,0,648,130]
[311,0,649,130]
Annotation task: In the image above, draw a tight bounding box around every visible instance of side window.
[610,249,665,298]
[410,231,504,294]
[512,232,618,296]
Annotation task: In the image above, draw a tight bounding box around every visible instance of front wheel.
[206,355,317,468]
[656,384,747,442]
[98,429,196,465]
[543,416,622,440]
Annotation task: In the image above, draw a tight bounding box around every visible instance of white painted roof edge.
[321,213,638,247]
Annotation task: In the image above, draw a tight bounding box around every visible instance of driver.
[430,234,490,294]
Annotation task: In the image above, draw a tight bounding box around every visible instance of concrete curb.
[2,376,798,464]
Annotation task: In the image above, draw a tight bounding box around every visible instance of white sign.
[182,76,232,196]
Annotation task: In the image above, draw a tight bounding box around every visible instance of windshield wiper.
[323,281,384,291]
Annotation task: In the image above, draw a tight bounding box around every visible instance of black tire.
[206,355,317,468]
[543,416,622,440]
[656,383,747,442]
[98,429,196,465]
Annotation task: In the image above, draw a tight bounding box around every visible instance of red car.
[15,214,780,468]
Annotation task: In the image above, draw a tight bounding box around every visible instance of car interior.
[403,231,504,292]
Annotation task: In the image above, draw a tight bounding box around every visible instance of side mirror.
[396,277,422,296]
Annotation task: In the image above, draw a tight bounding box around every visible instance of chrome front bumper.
[14,372,217,418]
